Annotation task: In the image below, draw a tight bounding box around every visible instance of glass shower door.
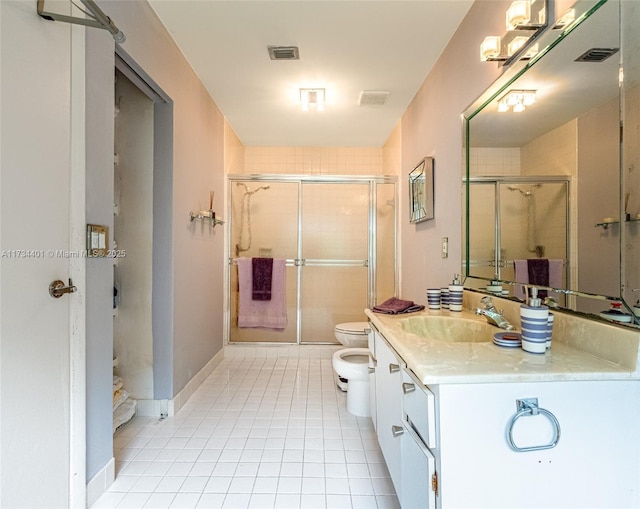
[229,181,299,343]
[299,182,370,343]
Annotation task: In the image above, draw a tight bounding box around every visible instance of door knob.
[49,279,77,298]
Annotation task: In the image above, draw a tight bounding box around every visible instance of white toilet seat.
[332,347,372,417]
[332,348,370,381]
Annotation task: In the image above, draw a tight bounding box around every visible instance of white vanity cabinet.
[372,325,438,508]
[368,322,640,509]
[434,381,640,509]
[372,327,404,498]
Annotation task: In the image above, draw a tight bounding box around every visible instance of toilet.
[332,322,371,417]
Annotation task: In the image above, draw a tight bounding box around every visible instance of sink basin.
[399,315,497,343]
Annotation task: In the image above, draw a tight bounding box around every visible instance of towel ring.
[507,398,561,453]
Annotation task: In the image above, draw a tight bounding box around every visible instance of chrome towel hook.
[507,398,561,452]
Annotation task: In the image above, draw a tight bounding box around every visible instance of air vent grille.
[575,47,619,63]
[268,46,300,61]
[359,90,390,107]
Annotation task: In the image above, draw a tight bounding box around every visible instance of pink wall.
[108,1,227,394]
[399,1,509,303]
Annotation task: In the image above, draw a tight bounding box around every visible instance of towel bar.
[507,398,561,453]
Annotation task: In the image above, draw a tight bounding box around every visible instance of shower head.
[507,184,542,197]
[236,183,270,195]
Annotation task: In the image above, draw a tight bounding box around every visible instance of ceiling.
[468,0,622,147]
[147,1,474,147]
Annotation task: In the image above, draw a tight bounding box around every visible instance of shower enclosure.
[227,175,397,344]
[465,177,570,295]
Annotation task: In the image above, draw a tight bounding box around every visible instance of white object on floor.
[332,347,371,417]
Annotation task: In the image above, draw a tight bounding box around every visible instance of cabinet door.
[402,369,437,448]
[438,381,640,509]
[374,331,403,497]
[401,423,436,509]
[368,328,377,431]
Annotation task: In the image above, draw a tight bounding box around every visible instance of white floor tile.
[93,346,399,509]
[350,495,378,509]
[116,492,151,508]
[168,492,199,509]
[203,476,232,493]
[195,494,225,508]
[326,494,352,509]
[142,493,176,509]
[252,477,279,494]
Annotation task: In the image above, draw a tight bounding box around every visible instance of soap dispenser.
[448,274,464,312]
[520,287,549,354]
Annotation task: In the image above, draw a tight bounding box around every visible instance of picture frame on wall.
[409,156,434,223]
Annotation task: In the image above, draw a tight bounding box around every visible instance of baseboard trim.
[170,348,225,415]
[86,456,115,508]
[87,350,225,503]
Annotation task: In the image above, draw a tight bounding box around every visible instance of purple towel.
[238,258,287,330]
[527,258,549,299]
[252,257,273,301]
[372,297,425,314]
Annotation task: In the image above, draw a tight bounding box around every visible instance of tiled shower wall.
[223,129,399,343]
[243,147,384,175]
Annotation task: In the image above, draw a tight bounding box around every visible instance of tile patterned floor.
[92,345,400,509]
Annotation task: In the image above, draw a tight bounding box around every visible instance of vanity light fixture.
[480,36,502,61]
[497,90,536,113]
[506,0,546,30]
[506,1,531,31]
[300,88,325,112]
[480,0,547,64]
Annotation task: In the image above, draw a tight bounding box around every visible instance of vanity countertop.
[365,307,640,385]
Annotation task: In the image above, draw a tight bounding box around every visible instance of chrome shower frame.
[225,174,398,345]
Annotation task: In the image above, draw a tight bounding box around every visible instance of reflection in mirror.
[463,0,640,324]
[622,0,640,317]
[467,178,569,304]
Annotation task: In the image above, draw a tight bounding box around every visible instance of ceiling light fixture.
[497,90,536,113]
[300,88,325,112]
[480,0,547,64]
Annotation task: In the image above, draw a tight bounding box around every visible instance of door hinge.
[431,471,438,496]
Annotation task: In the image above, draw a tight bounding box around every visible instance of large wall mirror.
[463,0,640,325]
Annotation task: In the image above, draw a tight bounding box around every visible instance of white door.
[1,2,85,507]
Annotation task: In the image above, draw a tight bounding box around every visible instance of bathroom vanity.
[366,295,640,509]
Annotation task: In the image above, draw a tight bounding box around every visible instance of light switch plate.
[87,224,109,257]
[441,237,448,258]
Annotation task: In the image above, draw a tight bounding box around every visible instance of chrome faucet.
[476,296,515,330]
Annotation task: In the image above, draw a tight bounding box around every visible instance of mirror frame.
[462,0,638,323]
[409,157,434,224]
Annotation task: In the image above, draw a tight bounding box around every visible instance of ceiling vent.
[268,46,300,61]
[359,90,390,107]
[575,47,619,63]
